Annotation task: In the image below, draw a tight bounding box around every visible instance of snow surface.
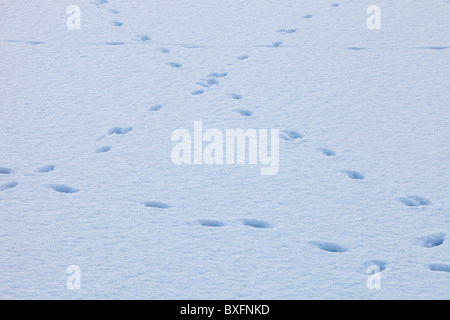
[1,0,450,299]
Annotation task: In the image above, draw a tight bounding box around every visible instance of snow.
[0,0,449,299]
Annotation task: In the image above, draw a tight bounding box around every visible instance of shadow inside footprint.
[0,167,13,174]
[49,184,79,194]
[235,109,253,117]
[399,196,431,207]
[144,201,170,209]
[319,148,336,156]
[208,72,227,78]
[191,89,204,95]
[310,241,348,253]
[242,219,271,228]
[149,104,162,111]
[429,264,450,273]
[198,219,225,227]
[418,233,445,248]
[108,127,133,135]
[37,165,55,173]
[110,21,123,27]
[96,146,111,153]
[345,170,364,180]
[166,62,182,68]
[364,260,388,272]
[280,130,303,141]
[0,182,18,192]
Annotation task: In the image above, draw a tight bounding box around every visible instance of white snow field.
[1,0,450,299]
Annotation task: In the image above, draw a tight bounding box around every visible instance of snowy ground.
[1,0,449,299]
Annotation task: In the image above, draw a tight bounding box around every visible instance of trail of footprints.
[2,1,448,278]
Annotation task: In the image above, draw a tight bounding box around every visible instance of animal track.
[417,233,445,248]
[144,201,170,209]
[319,148,336,156]
[166,62,182,68]
[49,184,79,194]
[206,78,219,86]
[0,167,13,174]
[37,165,55,173]
[191,89,204,95]
[429,264,450,273]
[26,41,45,45]
[242,219,271,228]
[149,104,162,111]
[108,127,133,135]
[237,55,249,60]
[399,196,431,207]
[344,170,364,180]
[364,260,387,271]
[158,48,170,53]
[110,21,123,27]
[331,3,340,7]
[302,14,312,19]
[230,93,242,100]
[280,130,303,141]
[96,146,111,153]
[198,219,225,227]
[109,9,120,14]
[309,241,348,253]
[0,182,18,192]
[137,35,151,42]
[269,41,283,48]
[208,72,227,78]
[277,29,296,34]
[91,0,108,5]
[105,42,125,46]
[234,109,253,117]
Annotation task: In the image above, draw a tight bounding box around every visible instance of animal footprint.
[429,264,450,273]
[137,35,151,42]
[96,146,111,153]
[144,201,170,209]
[309,241,348,253]
[319,148,336,156]
[208,72,227,78]
[166,62,182,68]
[242,219,271,228]
[37,165,55,173]
[399,196,431,207]
[277,29,296,34]
[234,109,253,117]
[0,167,13,174]
[149,104,162,111]
[0,182,18,192]
[237,55,249,60]
[105,42,125,46]
[424,46,448,50]
[302,14,312,19]
[108,127,133,135]
[191,89,204,95]
[158,48,170,53]
[344,170,364,180]
[230,94,242,100]
[331,3,340,7]
[49,184,79,194]
[417,233,445,248]
[110,21,123,27]
[364,260,387,272]
[269,41,283,48]
[280,130,303,141]
[198,219,225,227]
[347,47,366,51]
